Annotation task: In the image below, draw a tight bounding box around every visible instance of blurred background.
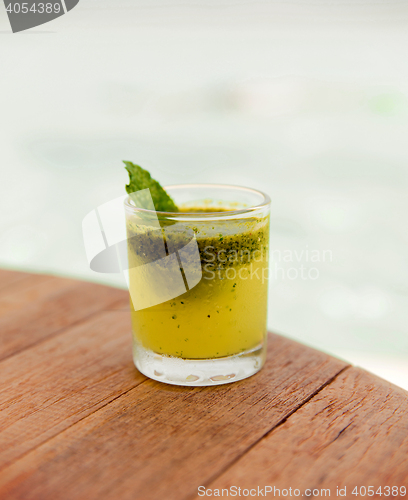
[1,1,407,388]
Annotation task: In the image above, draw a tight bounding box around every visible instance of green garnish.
[124,161,178,212]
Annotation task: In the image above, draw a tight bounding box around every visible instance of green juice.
[127,209,269,360]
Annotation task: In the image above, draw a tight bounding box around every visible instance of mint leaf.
[124,161,178,212]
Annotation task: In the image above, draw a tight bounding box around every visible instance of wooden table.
[0,269,407,500]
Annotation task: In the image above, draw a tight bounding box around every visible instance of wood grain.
[0,310,144,469]
[0,269,32,292]
[0,333,348,500]
[0,273,76,317]
[1,271,404,500]
[0,278,128,360]
[204,367,408,496]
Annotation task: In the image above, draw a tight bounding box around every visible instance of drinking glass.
[125,184,270,386]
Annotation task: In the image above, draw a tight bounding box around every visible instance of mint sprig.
[124,161,178,212]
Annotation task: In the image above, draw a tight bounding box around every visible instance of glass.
[125,184,271,386]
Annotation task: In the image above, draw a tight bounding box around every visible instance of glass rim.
[124,183,271,219]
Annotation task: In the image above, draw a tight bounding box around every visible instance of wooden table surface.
[0,269,407,500]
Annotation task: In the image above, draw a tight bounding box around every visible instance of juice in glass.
[125,184,270,386]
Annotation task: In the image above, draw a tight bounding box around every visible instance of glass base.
[133,340,266,387]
